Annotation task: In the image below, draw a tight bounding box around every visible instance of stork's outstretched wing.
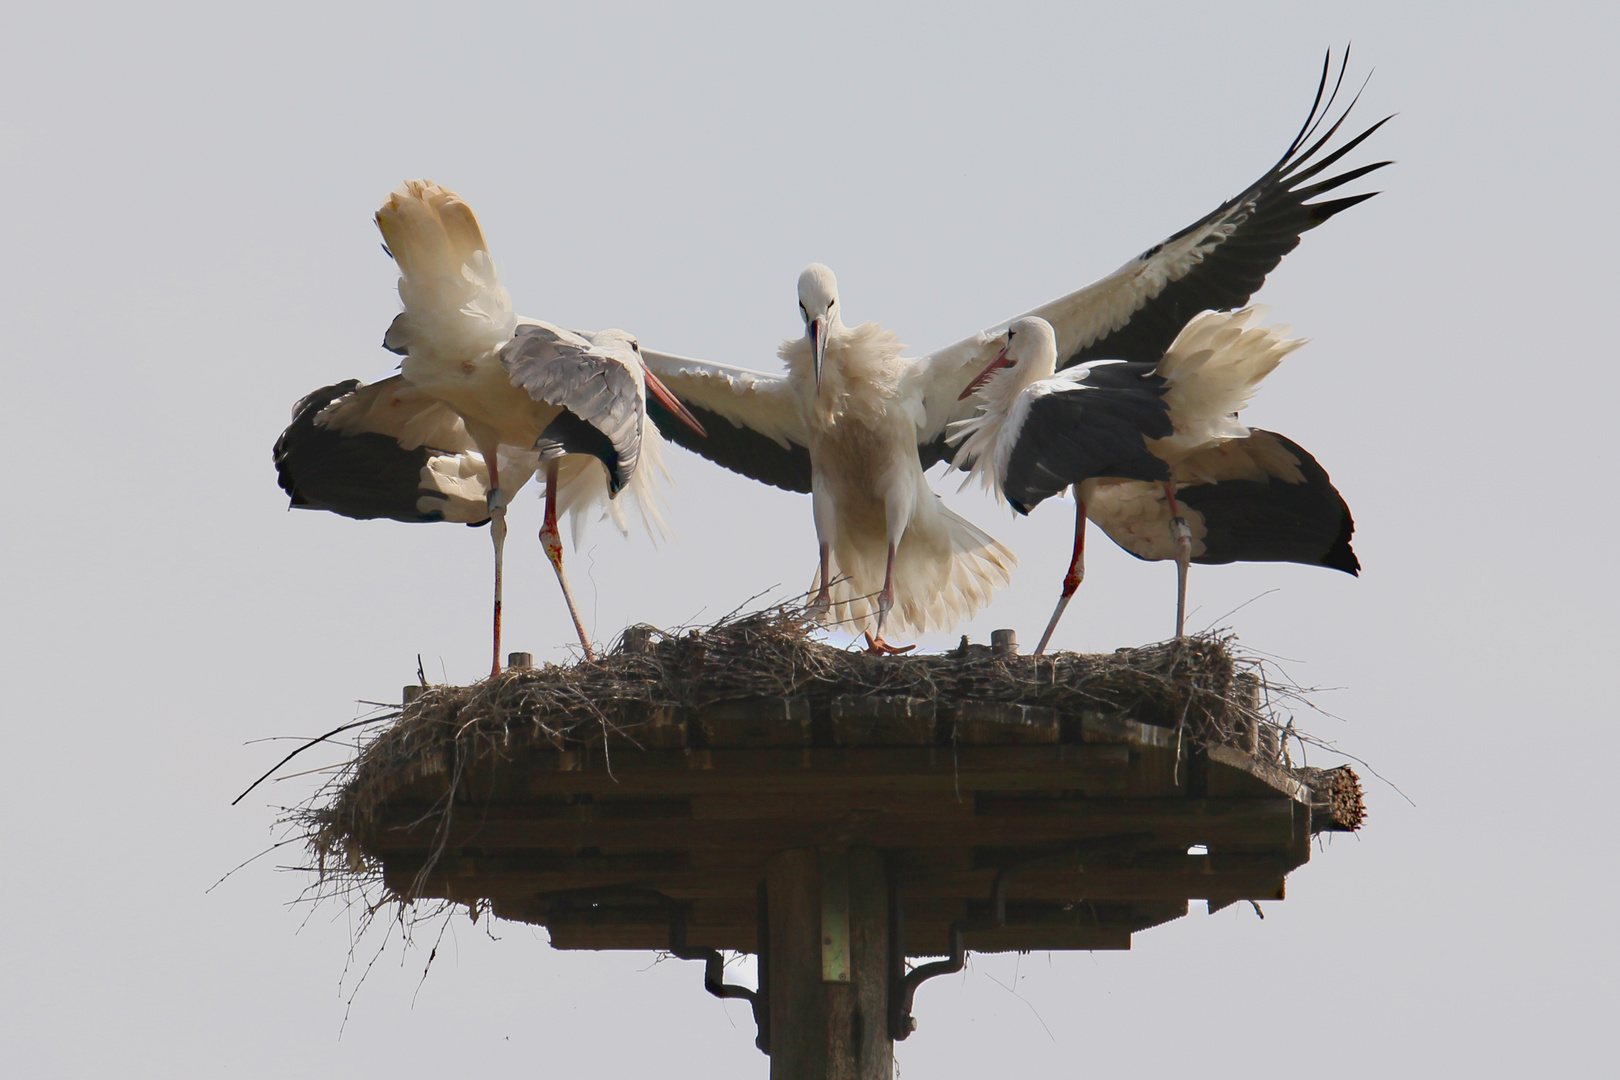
[501,322,644,493]
[640,349,813,493]
[914,48,1389,455]
[273,376,493,525]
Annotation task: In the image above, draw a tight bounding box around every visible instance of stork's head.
[593,328,707,438]
[959,317,1059,403]
[797,263,841,389]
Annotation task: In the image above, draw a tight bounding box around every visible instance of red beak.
[644,369,707,437]
[958,343,1012,401]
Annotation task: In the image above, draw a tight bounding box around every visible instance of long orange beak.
[809,316,826,390]
[958,343,1012,401]
[644,370,707,437]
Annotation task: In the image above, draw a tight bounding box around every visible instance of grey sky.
[2,1,1613,1075]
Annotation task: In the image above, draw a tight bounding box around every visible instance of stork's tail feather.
[375,179,516,361]
[818,502,1016,638]
[1152,306,1305,458]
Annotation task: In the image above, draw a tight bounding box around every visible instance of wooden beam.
[830,696,936,747]
[360,795,1298,856]
[387,744,1138,800]
[383,855,1290,907]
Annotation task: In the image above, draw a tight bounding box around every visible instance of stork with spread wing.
[642,50,1384,643]
[275,181,705,672]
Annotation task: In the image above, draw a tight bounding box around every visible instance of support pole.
[766,848,892,1080]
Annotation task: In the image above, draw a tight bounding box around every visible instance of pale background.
[3,2,1613,1076]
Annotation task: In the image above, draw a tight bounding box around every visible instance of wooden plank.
[362,794,1296,855]
[385,857,1290,906]
[379,744,1140,802]
[510,914,1140,957]
[1078,710,1177,749]
[949,702,1061,745]
[971,796,1296,845]
[691,790,975,821]
[582,702,687,750]
[698,697,812,748]
[366,811,1289,855]
[490,889,1192,957]
[830,695,936,747]
[487,744,1139,795]
[1205,745,1311,802]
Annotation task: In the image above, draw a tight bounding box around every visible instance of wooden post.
[766,848,892,1080]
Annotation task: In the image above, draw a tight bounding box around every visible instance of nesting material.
[302,607,1361,892]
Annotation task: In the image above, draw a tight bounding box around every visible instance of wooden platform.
[353,690,1354,958]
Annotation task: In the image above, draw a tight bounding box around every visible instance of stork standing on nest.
[647,264,1016,652]
[642,48,1383,648]
[949,311,1358,650]
[275,180,705,673]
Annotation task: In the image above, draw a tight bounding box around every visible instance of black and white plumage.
[646,48,1387,492]
[960,357,1176,516]
[274,377,492,526]
[275,179,704,672]
[1085,429,1359,575]
[949,311,1357,651]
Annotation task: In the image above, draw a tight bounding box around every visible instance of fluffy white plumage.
[346,179,706,669]
[648,264,1014,639]
[375,180,671,542]
[1147,306,1304,464]
[779,278,1014,636]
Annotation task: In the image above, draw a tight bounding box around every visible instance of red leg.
[864,542,914,654]
[486,455,507,679]
[1163,482,1192,638]
[808,542,832,619]
[1035,494,1087,655]
[540,461,597,661]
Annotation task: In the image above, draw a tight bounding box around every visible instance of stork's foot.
[863,632,916,656]
[806,589,831,622]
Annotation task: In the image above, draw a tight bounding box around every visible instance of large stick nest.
[303,606,1359,869]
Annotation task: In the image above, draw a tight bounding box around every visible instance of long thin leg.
[808,541,832,619]
[808,479,836,622]
[864,541,915,655]
[486,456,509,679]
[1035,493,1087,655]
[1163,482,1192,638]
[876,541,897,633]
[540,460,597,661]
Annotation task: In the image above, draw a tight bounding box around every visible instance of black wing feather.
[272,380,489,526]
[1001,366,1174,514]
[1177,429,1358,573]
[1066,50,1391,369]
[647,398,813,494]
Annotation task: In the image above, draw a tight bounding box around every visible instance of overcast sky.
[3,1,1614,1076]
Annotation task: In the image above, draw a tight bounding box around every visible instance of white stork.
[641,50,1384,644]
[950,311,1357,650]
[275,180,705,673]
[650,264,1016,651]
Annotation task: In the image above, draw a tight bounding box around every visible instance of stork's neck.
[978,344,1055,414]
[782,320,907,424]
